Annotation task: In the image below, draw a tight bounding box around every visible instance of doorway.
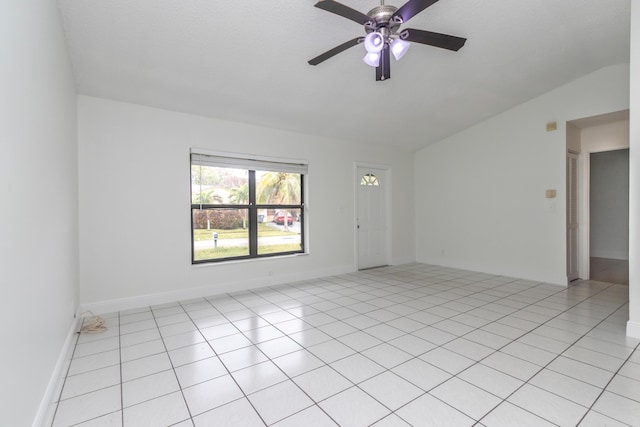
[355,165,390,270]
[566,110,629,285]
[589,149,629,285]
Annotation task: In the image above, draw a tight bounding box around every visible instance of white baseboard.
[33,313,82,427]
[81,264,356,315]
[627,320,640,339]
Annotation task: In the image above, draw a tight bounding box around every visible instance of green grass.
[194,243,302,260]
[193,223,296,241]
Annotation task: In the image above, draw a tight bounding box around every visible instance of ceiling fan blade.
[400,28,466,51]
[308,37,364,66]
[391,0,439,24]
[376,46,391,81]
[314,0,372,25]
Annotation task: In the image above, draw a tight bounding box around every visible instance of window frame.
[190,151,306,264]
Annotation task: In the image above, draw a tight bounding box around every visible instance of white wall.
[77,96,415,311]
[414,64,629,285]
[590,149,630,260]
[0,1,78,426]
[628,0,640,339]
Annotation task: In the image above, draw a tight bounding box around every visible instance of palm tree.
[192,190,222,229]
[229,183,249,229]
[257,172,301,231]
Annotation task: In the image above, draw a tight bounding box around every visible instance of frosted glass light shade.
[363,52,380,67]
[391,39,410,61]
[364,32,384,53]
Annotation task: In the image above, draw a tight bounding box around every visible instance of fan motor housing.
[365,5,401,34]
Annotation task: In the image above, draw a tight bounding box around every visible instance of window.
[360,173,380,186]
[190,152,306,263]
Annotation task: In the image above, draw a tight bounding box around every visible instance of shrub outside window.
[190,152,306,263]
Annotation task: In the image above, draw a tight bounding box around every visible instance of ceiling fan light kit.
[308,0,467,81]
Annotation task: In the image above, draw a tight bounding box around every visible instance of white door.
[567,152,579,281]
[356,167,388,269]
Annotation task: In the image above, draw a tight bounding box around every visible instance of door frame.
[354,162,392,270]
[578,145,629,281]
[567,151,580,281]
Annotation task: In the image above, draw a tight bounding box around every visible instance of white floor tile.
[591,391,640,426]
[168,342,215,367]
[457,363,523,399]
[182,374,244,415]
[330,353,386,384]
[395,393,475,427]
[293,365,352,402]
[443,338,494,361]
[578,410,629,427]
[392,358,451,391]
[61,365,120,399]
[192,397,264,427]
[481,402,555,427]
[308,339,356,364]
[162,331,205,351]
[289,328,332,347]
[248,380,314,425]
[68,349,120,376]
[122,369,179,407]
[273,349,325,377]
[546,356,614,388]
[272,405,338,427]
[618,360,640,382]
[158,321,198,338]
[338,330,383,352]
[319,386,390,427]
[231,360,287,395]
[411,326,457,345]
[360,371,424,410]
[419,347,475,375]
[174,356,227,388]
[361,343,412,369]
[53,386,121,427]
[317,320,360,338]
[123,391,190,427]
[529,369,602,407]
[563,346,626,372]
[208,333,254,354]
[507,384,588,426]
[120,339,166,362]
[74,337,120,358]
[257,336,303,358]
[120,328,161,347]
[388,334,436,356]
[370,414,412,427]
[500,342,556,367]
[430,377,501,420]
[121,353,172,382]
[50,266,637,427]
[73,410,122,426]
[480,352,540,381]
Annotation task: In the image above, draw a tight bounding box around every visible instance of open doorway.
[589,149,629,285]
[566,110,629,285]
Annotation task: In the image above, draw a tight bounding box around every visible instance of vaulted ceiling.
[57,0,631,150]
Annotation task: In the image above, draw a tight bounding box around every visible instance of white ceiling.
[57,0,631,151]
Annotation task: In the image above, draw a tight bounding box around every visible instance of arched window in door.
[360,173,380,186]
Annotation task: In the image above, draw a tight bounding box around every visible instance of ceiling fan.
[308,0,467,81]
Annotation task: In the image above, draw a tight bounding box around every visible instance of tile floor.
[51,264,640,426]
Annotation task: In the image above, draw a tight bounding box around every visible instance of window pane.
[191,165,249,205]
[256,171,301,205]
[192,209,249,260]
[360,173,379,186]
[258,208,302,255]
